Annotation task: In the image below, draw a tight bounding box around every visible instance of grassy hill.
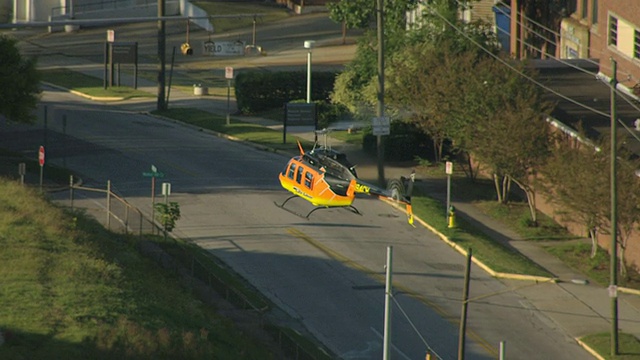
[0,178,279,359]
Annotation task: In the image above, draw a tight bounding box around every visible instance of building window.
[609,16,636,58]
[591,0,598,25]
[635,30,640,59]
[609,15,618,46]
[581,0,588,19]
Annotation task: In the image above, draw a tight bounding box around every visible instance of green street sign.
[142,171,165,178]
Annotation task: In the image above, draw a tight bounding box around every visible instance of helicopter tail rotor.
[386,170,415,225]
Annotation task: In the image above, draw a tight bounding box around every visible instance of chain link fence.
[64,176,330,360]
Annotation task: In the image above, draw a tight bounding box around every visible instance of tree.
[386,42,474,162]
[329,0,419,115]
[0,35,41,124]
[611,145,640,278]
[538,132,609,257]
[467,61,553,225]
[327,0,375,44]
[155,202,181,240]
[539,130,640,275]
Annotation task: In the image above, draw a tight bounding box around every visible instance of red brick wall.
[593,0,640,91]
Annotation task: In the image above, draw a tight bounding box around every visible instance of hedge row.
[235,71,337,114]
[363,121,435,162]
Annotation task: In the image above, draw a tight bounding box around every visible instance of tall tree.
[0,35,40,124]
[612,144,640,278]
[538,132,609,257]
[329,0,419,115]
[468,62,553,225]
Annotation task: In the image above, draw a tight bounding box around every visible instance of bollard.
[448,205,456,228]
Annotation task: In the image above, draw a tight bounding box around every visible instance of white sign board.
[162,182,171,196]
[107,29,115,43]
[372,116,390,136]
[203,41,245,56]
[445,161,453,175]
[225,66,234,79]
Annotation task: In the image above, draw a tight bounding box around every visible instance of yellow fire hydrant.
[447,206,456,228]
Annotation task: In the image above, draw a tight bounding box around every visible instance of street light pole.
[609,57,619,357]
[376,0,385,186]
[304,40,315,103]
[157,0,166,111]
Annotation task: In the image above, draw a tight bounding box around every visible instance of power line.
[427,8,607,117]
[390,294,445,360]
[492,1,636,82]
[425,5,640,143]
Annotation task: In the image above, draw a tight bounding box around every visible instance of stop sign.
[38,146,45,166]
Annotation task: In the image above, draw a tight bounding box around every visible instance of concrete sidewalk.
[36,47,640,359]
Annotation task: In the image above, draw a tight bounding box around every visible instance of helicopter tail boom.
[353,176,415,225]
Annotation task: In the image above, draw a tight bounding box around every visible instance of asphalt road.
[0,83,595,359]
[2,11,599,360]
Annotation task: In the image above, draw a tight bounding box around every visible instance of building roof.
[530,58,640,155]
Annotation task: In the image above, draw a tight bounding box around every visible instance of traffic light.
[181,43,193,55]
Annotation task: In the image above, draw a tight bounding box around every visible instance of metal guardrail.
[69,177,159,236]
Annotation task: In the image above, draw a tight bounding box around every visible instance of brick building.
[561,0,640,94]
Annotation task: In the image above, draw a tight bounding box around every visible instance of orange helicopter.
[275,134,414,224]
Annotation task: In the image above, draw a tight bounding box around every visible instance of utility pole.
[383,246,393,360]
[376,0,385,186]
[157,0,166,111]
[609,57,619,357]
[458,248,472,360]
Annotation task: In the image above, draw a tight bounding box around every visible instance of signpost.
[283,103,317,144]
[445,161,453,217]
[372,116,390,136]
[143,165,165,233]
[202,40,245,56]
[104,40,138,88]
[18,162,26,186]
[225,66,233,125]
[38,146,45,192]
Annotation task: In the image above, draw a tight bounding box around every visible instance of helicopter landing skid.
[274,196,362,219]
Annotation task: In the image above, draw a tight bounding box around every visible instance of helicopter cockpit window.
[304,172,313,189]
[296,166,304,184]
[287,163,297,179]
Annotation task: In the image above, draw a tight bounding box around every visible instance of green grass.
[474,200,574,240]
[40,68,154,99]
[0,178,278,359]
[410,190,551,277]
[141,69,234,97]
[328,129,364,145]
[154,107,315,152]
[545,242,640,289]
[580,333,640,359]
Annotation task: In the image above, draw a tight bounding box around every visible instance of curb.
[380,198,558,283]
[41,81,126,102]
[576,338,606,360]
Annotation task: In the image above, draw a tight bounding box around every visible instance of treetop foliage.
[0,35,41,124]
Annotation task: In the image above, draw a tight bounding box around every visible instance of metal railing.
[64,176,330,360]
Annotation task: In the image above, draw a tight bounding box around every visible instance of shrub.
[362,121,433,161]
[235,70,337,114]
